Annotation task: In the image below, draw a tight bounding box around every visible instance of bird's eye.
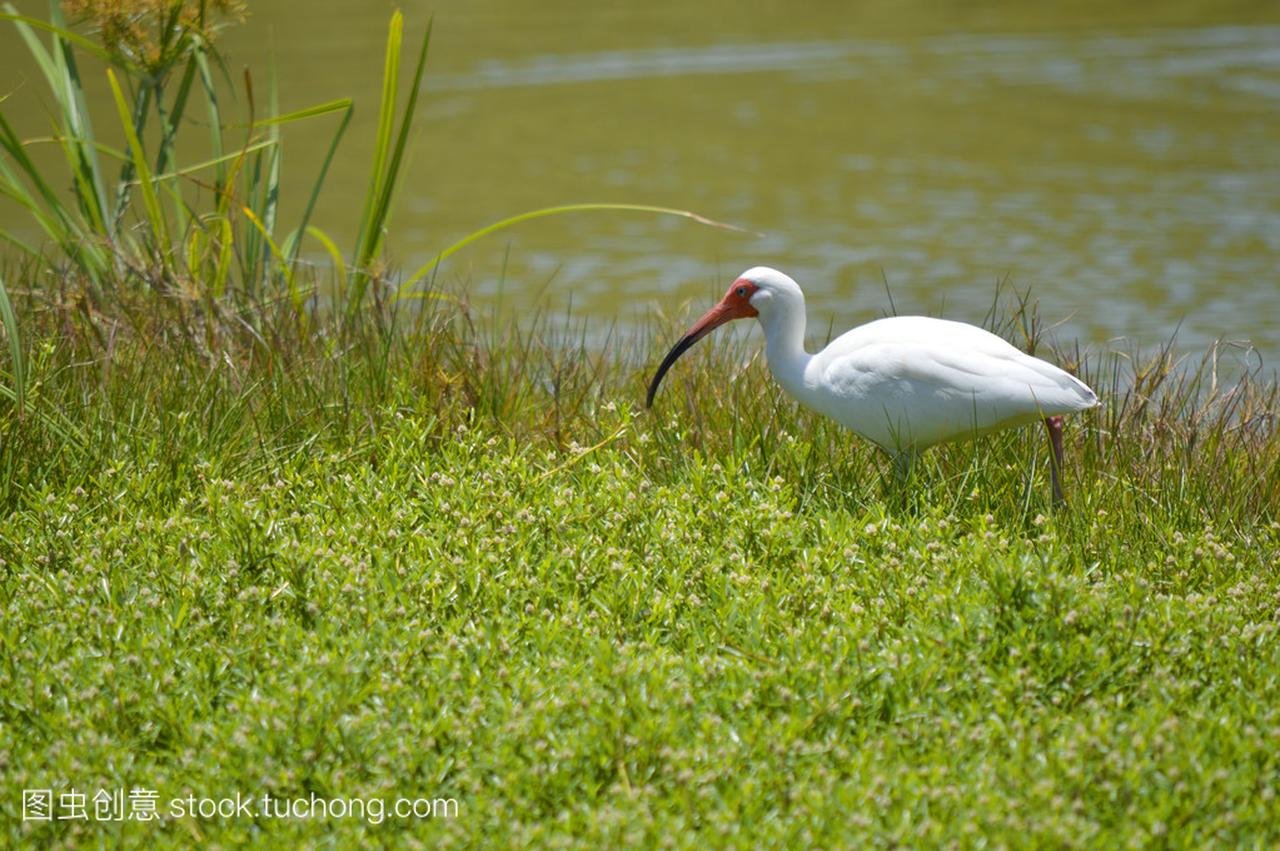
[735,286,747,297]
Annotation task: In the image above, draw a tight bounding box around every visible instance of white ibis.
[646,267,1099,504]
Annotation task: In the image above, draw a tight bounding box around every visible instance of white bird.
[646,267,1099,504]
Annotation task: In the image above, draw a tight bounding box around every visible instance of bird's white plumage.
[738,267,1098,453]
[808,316,1096,450]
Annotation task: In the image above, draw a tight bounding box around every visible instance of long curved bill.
[646,298,753,408]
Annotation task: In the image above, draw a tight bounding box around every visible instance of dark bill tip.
[645,331,704,408]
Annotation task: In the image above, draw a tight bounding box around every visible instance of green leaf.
[242,205,306,319]
[282,104,353,272]
[107,67,169,260]
[0,270,24,416]
[349,12,433,315]
[193,44,227,197]
[0,9,114,64]
[251,98,353,128]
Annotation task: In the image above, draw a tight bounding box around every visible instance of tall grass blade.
[242,206,304,316]
[304,225,347,310]
[47,1,111,239]
[193,44,227,198]
[276,102,353,269]
[212,215,233,298]
[397,203,755,298]
[109,78,154,230]
[261,61,282,261]
[366,16,433,262]
[239,68,266,293]
[0,270,24,415]
[0,9,113,63]
[0,112,108,279]
[0,163,67,251]
[107,68,170,264]
[349,13,432,316]
[352,10,404,273]
[156,56,199,179]
[252,99,353,128]
[6,4,109,246]
[147,140,275,184]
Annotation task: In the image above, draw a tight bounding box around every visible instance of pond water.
[3,1,1279,360]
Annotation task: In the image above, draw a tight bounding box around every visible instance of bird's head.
[645,266,801,408]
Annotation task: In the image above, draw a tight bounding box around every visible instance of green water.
[3,1,1279,358]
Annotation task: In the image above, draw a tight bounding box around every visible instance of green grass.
[3,4,1279,847]
[1,286,1278,847]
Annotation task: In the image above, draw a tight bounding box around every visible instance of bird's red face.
[645,278,760,407]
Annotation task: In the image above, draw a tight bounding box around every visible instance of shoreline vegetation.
[3,3,1279,847]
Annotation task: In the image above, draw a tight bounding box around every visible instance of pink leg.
[1043,415,1065,507]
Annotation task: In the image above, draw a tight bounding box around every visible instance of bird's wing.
[814,318,1096,447]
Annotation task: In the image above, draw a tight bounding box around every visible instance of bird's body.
[770,314,1097,452]
[647,267,1099,503]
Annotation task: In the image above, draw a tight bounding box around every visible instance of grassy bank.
[3,3,1280,846]
[2,285,1279,846]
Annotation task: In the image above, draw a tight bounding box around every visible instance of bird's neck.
[761,303,812,397]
